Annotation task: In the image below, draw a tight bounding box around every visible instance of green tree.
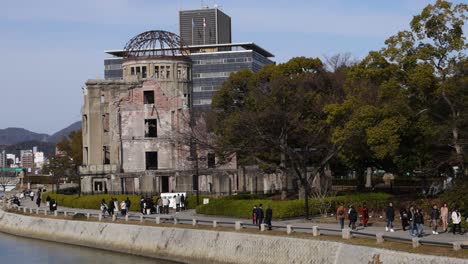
[328,0,467,187]
[212,57,350,218]
[47,129,83,193]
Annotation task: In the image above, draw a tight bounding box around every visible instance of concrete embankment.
[0,209,465,264]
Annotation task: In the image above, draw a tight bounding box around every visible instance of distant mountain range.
[0,121,81,145]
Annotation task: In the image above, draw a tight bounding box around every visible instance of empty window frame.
[84,147,88,165]
[144,119,157,138]
[136,67,141,77]
[166,65,171,79]
[160,66,165,79]
[103,146,110,165]
[207,153,215,168]
[143,90,154,104]
[130,67,135,75]
[82,114,88,133]
[145,151,158,170]
[154,66,160,78]
[102,113,110,132]
[142,66,147,78]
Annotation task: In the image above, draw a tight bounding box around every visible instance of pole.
[304,152,309,220]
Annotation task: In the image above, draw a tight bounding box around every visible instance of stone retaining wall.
[0,210,465,264]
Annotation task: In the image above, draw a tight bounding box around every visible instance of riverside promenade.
[20,198,468,245]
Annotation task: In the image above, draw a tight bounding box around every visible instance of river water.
[0,231,179,264]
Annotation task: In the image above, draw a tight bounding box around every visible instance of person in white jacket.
[451,209,462,235]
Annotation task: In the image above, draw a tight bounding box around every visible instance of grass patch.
[196,193,391,219]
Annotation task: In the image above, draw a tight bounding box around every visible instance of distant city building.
[179,7,231,46]
[6,154,15,167]
[0,150,6,168]
[34,152,45,170]
[20,150,34,173]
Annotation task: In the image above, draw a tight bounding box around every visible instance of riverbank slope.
[0,209,465,264]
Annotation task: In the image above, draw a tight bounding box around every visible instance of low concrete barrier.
[0,209,465,264]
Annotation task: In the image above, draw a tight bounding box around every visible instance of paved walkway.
[20,198,467,244]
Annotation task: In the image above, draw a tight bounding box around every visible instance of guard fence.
[4,203,467,252]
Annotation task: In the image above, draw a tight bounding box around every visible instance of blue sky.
[0,0,461,134]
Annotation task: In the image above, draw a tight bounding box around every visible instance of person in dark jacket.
[140,196,145,214]
[49,199,57,212]
[125,197,131,213]
[400,208,409,231]
[414,208,424,237]
[36,195,42,207]
[256,204,264,230]
[252,206,257,224]
[265,205,273,230]
[385,202,395,232]
[181,194,186,210]
[108,198,114,216]
[430,204,440,235]
[348,206,357,230]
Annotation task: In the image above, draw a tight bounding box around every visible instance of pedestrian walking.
[50,199,57,212]
[140,196,145,214]
[29,190,34,201]
[113,198,119,215]
[440,203,449,232]
[359,203,369,227]
[385,202,395,232]
[265,205,272,230]
[451,209,463,235]
[163,197,169,214]
[348,206,357,230]
[256,204,264,230]
[108,198,115,216]
[125,197,131,213]
[35,195,42,207]
[156,197,162,214]
[336,204,346,230]
[430,204,440,235]
[120,200,127,216]
[252,206,257,224]
[400,208,409,231]
[176,194,181,212]
[46,195,51,208]
[100,199,108,215]
[181,194,185,210]
[408,206,416,237]
[414,208,424,237]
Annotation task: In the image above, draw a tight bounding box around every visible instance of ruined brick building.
[80,7,298,195]
[80,30,240,194]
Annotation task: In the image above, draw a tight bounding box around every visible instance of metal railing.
[5,203,466,251]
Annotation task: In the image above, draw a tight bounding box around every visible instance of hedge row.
[196,193,391,219]
[44,193,206,211]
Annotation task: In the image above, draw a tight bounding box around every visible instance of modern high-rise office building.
[179,7,231,45]
[103,7,275,107]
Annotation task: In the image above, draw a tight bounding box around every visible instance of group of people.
[252,204,273,230]
[100,197,131,216]
[99,194,187,217]
[139,194,186,215]
[336,202,465,237]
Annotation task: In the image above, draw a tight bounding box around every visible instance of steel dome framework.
[123,30,188,58]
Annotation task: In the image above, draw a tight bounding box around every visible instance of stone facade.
[80,53,238,195]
